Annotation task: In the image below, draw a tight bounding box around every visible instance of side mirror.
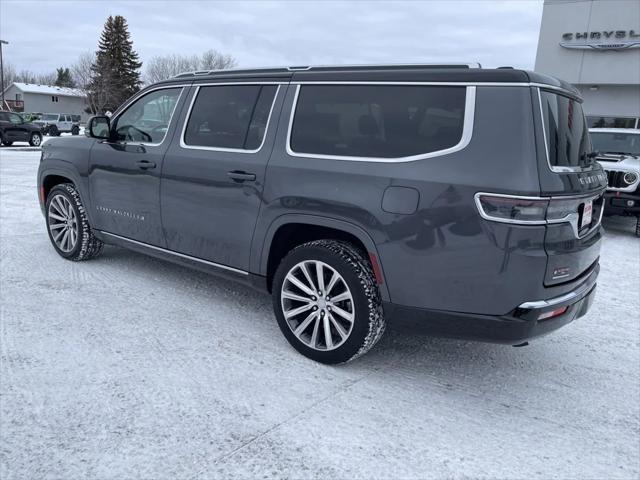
[86,116,111,139]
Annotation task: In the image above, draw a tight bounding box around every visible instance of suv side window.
[183,85,277,150]
[114,88,182,144]
[8,113,23,125]
[290,85,467,159]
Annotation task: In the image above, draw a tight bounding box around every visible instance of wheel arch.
[38,167,92,222]
[256,214,390,301]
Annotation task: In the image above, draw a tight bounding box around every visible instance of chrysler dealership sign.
[560,30,640,50]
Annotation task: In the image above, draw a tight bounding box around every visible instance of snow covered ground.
[1,147,638,479]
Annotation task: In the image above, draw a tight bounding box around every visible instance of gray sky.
[0,0,543,74]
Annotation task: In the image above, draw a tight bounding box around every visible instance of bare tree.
[2,62,17,87]
[10,68,56,85]
[71,52,95,92]
[144,49,237,84]
[199,49,237,71]
[145,54,199,84]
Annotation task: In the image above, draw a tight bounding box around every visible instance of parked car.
[590,128,640,236]
[34,113,81,136]
[0,110,43,146]
[37,64,606,363]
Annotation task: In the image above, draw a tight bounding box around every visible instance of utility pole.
[0,40,8,109]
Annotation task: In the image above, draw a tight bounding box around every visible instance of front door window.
[114,88,182,144]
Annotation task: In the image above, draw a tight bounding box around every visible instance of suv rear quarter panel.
[257,85,549,316]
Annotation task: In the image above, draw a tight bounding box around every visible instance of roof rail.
[173,62,482,78]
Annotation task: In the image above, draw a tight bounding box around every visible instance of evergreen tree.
[54,67,75,88]
[88,15,142,113]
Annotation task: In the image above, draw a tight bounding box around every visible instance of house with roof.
[2,83,88,121]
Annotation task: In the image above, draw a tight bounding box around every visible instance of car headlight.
[623,172,638,185]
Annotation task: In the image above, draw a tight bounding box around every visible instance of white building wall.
[3,84,88,121]
[23,93,87,121]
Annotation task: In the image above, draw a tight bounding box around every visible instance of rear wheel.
[45,183,103,261]
[48,125,59,136]
[29,132,42,147]
[272,240,385,364]
[2,141,13,146]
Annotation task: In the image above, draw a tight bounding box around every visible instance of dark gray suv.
[37,64,606,363]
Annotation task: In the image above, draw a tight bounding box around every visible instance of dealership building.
[535,0,640,128]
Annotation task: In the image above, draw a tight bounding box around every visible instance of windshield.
[539,91,592,169]
[42,114,58,121]
[590,132,640,156]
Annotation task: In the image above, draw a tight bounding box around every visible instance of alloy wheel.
[280,260,355,351]
[31,134,41,146]
[47,194,78,253]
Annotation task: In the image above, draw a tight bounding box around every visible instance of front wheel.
[29,132,42,147]
[45,183,104,261]
[272,240,386,364]
[48,125,59,136]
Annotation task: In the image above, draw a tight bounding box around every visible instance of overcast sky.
[0,0,544,74]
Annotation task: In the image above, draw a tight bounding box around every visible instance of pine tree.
[88,15,142,113]
[54,67,75,88]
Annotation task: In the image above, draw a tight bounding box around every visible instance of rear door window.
[539,91,592,170]
[289,85,467,159]
[183,85,278,150]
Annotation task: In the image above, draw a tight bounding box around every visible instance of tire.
[45,183,104,261]
[272,240,385,364]
[2,141,13,146]
[29,132,42,147]
[48,125,59,136]
[71,125,80,136]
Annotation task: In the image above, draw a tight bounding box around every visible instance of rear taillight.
[475,194,548,224]
[475,192,602,235]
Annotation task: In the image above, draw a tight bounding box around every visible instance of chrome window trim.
[536,87,596,174]
[99,231,248,275]
[285,84,476,163]
[474,191,605,239]
[111,85,187,147]
[179,83,281,154]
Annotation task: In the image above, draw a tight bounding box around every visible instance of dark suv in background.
[0,111,43,146]
[37,64,606,363]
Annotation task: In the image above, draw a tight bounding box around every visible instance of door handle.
[135,160,156,169]
[227,170,256,182]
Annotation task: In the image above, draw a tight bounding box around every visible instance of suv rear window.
[184,85,277,151]
[539,91,592,170]
[289,85,467,159]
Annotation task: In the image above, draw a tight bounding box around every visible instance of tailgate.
[544,192,604,286]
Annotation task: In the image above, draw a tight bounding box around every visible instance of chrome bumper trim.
[518,269,598,310]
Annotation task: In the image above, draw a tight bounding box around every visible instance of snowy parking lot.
[1,146,639,479]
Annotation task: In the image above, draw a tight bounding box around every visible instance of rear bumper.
[603,191,640,217]
[385,263,599,344]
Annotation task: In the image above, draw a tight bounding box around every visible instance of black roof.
[155,63,579,97]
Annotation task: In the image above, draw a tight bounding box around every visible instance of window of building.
[289,85,467,159]
[15,93,22,101]
[114,88,182,144]
[183,85,278,150]
[587,116,638,129]
[51,96,59,103]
